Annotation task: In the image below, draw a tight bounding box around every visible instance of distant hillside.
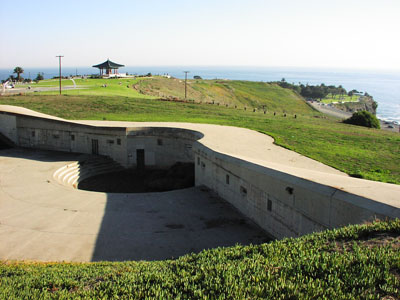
[135,77,312,114]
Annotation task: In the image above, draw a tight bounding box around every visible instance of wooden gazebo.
[92,59,125,76]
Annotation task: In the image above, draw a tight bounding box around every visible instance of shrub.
[343,110,380,129]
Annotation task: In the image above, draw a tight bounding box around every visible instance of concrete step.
[53,155,124,189]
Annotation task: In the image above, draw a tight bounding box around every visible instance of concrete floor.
[0,148,270,262]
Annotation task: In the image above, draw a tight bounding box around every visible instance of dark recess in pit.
[78,162,194,193]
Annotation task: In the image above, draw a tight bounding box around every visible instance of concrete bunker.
[1,106,399,245]
[54,127,204,193]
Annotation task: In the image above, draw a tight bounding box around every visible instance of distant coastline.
[1,66,399,123]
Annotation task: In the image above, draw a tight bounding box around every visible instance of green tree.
[13,67,24,82]
[35,73,44,81]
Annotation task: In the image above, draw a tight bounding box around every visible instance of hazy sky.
[1,0,399,70]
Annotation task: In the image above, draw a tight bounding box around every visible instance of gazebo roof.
[92,59,125,69]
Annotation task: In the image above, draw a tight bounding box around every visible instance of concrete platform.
[0,148,269,262]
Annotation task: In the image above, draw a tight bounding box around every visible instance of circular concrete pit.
[53,127,202,193]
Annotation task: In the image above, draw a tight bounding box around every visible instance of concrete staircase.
[53,155,124,189]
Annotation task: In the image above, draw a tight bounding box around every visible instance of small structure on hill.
[92,59,125,77]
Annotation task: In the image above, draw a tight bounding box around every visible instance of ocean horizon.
[1,66,399,123]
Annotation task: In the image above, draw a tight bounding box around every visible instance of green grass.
[137,78,311,113]
[1,220,399,299]
[321,93,360,104]
[15,78,156,99]
[1,93,399,184]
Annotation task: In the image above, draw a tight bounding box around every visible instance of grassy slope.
[0,93,399,184]
[1,220,399,299]
[136,77,311,113]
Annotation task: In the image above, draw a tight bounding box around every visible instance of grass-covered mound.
[1,94,399,184]
[1,220,399,299]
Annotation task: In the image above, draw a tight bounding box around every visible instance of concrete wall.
[126,127,201,168]
[193,145,395,239]
[0,112,17,144]
[0,112,128,166]
[13,115,128,166]
[0,112,202,169]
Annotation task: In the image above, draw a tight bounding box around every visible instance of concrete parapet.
[193,143,400,239]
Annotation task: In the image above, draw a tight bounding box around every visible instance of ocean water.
[1,66,399,122]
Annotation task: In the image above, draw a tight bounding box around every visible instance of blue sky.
[1,0,399,70]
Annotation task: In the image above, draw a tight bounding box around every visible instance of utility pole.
[183,71,189,100]
[56,55,64,95]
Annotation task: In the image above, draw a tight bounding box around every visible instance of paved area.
[1,79,85,96]
[309,101,352,119]
[0,148,269,262]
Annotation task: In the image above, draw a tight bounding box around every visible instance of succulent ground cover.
[1,220,399,299]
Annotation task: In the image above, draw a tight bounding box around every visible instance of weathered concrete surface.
[0,148,268,262]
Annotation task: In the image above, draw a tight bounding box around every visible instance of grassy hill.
[1,220,399,299]
[135,77,311,113]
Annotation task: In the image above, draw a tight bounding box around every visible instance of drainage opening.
[78,162,195,193]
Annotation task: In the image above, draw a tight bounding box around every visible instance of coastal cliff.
[332,95,378,115]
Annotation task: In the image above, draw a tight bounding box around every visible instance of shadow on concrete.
[91,187,271,261]
[0,147,90,163]
[0,147,271,262]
